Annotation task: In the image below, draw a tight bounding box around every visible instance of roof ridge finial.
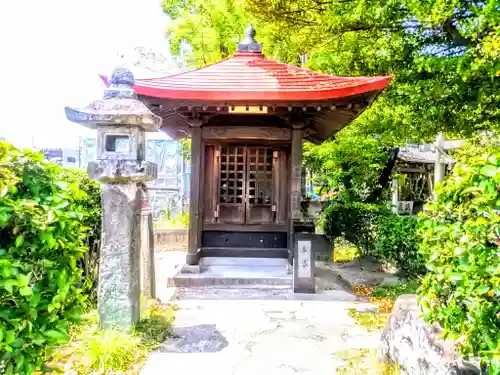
[244,24,256,43]
[237,24,262,53]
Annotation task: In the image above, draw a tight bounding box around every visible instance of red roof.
[102,52,392,102]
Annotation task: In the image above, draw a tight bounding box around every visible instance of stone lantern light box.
[65,66,162,183]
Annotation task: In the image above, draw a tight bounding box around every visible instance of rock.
[379,276,402,286]
[378,294,481,375]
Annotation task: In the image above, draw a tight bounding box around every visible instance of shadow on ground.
[158,324,229,353]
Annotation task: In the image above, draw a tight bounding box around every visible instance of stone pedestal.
[293,233,316,294]
[98,184,141,329]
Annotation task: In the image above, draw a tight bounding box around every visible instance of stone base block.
[186,252,201,266]
[181,264,201,274]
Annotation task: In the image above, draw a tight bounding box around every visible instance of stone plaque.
[297,240,312,278]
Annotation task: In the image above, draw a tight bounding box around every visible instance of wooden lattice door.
[216,145,281,225]
[246,147,274,224]
[218,146,246,224]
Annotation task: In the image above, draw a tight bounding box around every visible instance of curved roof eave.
[99,53,392,103]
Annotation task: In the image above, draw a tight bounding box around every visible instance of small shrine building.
[103,26,392,265]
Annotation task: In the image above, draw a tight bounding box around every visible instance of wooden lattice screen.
[219,146,245,204]
[247,147,273,205]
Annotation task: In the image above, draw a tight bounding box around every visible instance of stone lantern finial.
[104,66,137,100]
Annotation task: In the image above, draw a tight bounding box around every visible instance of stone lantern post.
[65,67,162,330]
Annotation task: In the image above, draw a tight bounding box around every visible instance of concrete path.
[141,287,381,375]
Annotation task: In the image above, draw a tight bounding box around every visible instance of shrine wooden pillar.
[187,121,203,265]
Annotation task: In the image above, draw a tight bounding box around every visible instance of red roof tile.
[102,52,392,102]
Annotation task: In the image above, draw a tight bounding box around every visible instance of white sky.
[0,0,173,149]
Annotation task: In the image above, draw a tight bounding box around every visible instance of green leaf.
[39,259,54,268]
[19,286,32,296]
[2,279,18,294]
[5,362,13,375]
[24,362,35,375]
[475,285,490,295]
[480,164,499,177]
[16,274,30,287]
[31,337,46,346]
[15,235,24,247]
[10,339,23,349]
[43,330,68,342]
[0,186,8,198]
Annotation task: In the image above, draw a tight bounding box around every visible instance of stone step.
[168,256,292,288]
[200,256,289,268]
[167,274,292,288]
[201,247,289,259]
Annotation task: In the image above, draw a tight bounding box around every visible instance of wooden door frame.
[202,140,290,232]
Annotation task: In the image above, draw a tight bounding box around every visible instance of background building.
[79,137,189,219]
[41,148,79,168]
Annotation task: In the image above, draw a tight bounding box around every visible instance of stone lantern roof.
[65,66,162,131]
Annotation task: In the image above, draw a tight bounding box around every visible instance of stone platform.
[167,257,292,288]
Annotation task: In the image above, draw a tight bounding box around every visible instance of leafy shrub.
[0,142,89,374]
[60,169,101,303]
[373,214,425,277]
[322,202,389,256]
[303,133,390,202]
[418,152,500,372]
[332,239,358,263]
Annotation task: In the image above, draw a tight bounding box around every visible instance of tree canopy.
[163,0,499,142]
[162,0,500,190]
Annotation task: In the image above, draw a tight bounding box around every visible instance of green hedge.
[0,142,90,374]
[418,152,500,372]
[322,203,424,278]
[322,202,389,257]
[373,214,424,277]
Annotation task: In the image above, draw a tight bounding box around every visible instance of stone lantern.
[65,67,162,330]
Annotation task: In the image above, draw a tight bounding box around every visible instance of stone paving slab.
[141,287,380,375]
